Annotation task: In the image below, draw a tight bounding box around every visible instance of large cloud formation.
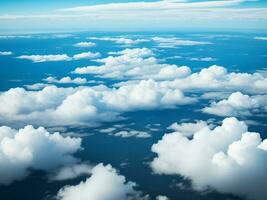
[151,118,267,200]
[57,163,147,200]
[0,125,82,185]
[0,80,192,126]
[73,48,191,80]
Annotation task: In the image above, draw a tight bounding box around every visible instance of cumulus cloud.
[0,51,13,56]
[74,48,191,80]
[44,76,88,85]
[168,120,210,137]
[50,163,93,181]
[163,65,267,94]
[0,80,192,126]
[73,42,96,47]
[17,52,100,62]
[72,52,100,60]
[88,37,149,45]
[0,125,82,185]
[152,37,212,48]
[202,92,267,117]
[24,83,52,90]
[57,163,147,200]
[151,117,267,200]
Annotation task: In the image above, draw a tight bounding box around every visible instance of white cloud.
[156,195,170,200]
[0,51,13,56]
[57,163,147,200]
[88,37,149,45]
[24,83,52,90]
[254,37,267,41]
[113,130,151,138]
[189,57,217,62]
[73,52,100,60]
[0,80,192,127]
[151,117,267,200]
[168,120,210,137]
[0,125,82,185]
[17,54,72,62]
[44,76,88,85]
[152,37,212,48]
[163,65,267,94]
[74,48,191,80]
[73,42,96,47]
[17,52,100,62]
[202,92,267,117]
[50,163,93,181]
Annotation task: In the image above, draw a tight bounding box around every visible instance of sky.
[1,0,267,33]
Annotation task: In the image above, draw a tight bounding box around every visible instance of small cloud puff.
[151,117,267,200]
[0,51,13,56]
[73,42,96,47]
[0,125,82,185]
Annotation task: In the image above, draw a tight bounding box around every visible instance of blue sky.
[1,0,267,32]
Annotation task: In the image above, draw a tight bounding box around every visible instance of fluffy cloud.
[152,37,211,48]
[88,37,149,45]
[151,117,267,200]
[0,51,13,56]
[74,48,191,80]
[57,163,147,200]
[72,52,100,60]
[168,120,209,137]
[156,196,169,200]
[50,163,93,181]
[44,76,87,85]
[73,42,96,47]
[0,125,82,185]
[17,52,100,62]
[0,80,192,126]
[24,83,52,90]
[163,65,267,94]
[202,92,267,117]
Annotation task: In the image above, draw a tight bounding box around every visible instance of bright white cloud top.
[151,117,267,200]
[202,92,267,117]
[0,125,82,185]
[44,76,88,85]
[57,163,146,200]
[73,42,96,47]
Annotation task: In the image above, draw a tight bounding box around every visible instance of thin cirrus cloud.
[151,117,267,200]
[0,0,266,31]
[17,52,100,62]
[0,125,82,185]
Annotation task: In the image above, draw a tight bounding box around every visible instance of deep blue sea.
[0,31,267,200]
